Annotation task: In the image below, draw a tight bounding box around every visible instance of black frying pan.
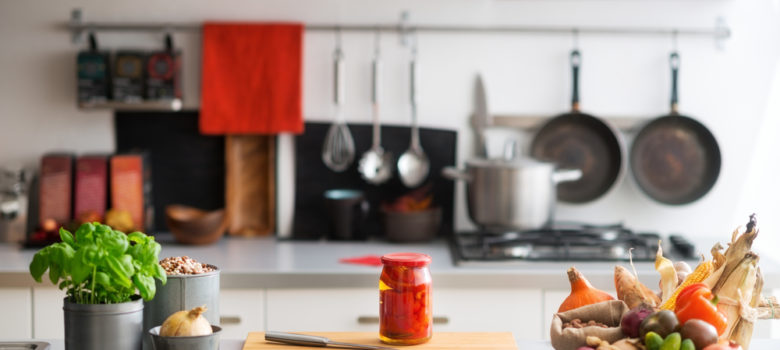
[531,50,624,203]
[630,52,721,205]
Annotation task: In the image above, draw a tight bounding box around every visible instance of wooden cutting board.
[243,332,517,350]
[225,135,276,236]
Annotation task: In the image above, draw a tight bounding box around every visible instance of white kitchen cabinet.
[542,290,568,340]
[266,288,543,340]
[0,288,32,340]
[219,289,266,339]
[433,288,542,340]
[32,287,66,339]
[266,288,378,332]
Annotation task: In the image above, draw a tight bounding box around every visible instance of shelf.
[78,98,183,111]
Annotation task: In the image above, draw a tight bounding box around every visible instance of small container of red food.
[379,252,433,345]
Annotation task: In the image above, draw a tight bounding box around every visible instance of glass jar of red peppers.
[379,252,432,345]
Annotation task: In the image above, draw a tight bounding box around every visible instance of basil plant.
[29,222,167,304]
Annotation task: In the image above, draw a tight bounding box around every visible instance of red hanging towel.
[201,23,304,134]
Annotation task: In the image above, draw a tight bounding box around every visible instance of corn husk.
[714,253,758,340]
[728,267,763,350]
[708,215,761,349]
[654,241,678,302]
[757,295,780,319]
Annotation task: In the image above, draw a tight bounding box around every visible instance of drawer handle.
[357,316,449,325]
[220,316,242,325]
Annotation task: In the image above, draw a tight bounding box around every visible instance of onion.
[620,304,654,338]
[160,305,213,337]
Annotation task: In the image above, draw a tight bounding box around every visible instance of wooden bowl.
[165,205,227,245]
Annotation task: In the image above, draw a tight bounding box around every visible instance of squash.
[559,266,615,313]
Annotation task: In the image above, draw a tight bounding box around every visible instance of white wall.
[1,0,779,251]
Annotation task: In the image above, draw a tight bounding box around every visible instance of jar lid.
[381,252,432,267]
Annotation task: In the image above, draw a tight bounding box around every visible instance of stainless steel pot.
[442,155,581,231]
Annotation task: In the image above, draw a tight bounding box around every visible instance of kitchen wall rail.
[66,8,730,44]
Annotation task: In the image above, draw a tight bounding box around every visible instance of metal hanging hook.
[374,27,381,58]
[334,27,343,60]
[400,10,412,47]
[572,28,580,50]
[410,29,418,59]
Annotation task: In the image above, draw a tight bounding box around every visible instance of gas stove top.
[450,223,696,265]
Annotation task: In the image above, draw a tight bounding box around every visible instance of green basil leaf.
[154,264,167,285]
[80,246,103,266]
[94,271,114,291]
[48,263,61,285]
[141,240,162,266]
[105,255,134,278]
[69,250,91,284]
[29,251,49,282]
[97,229,129,256]
[127,231,147,244]
[74,222,95,246]
[132,274,156,301]
[59,228,75,247]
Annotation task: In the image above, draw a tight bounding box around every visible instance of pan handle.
[570,50,581,112]
[442,167,472,182]
[670,52,680,114]
[553,168,583,184]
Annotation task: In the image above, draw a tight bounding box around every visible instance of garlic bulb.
[159,305,213,337]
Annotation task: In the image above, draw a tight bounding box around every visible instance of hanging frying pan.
[530,50,624,203]
[630,52,721,205]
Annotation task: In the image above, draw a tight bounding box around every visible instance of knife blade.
[265,331,397,350]
[472,74,492,158]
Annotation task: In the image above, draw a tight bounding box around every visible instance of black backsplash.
[292,122,457,240]
[115,111,225,231]
[113,115,457,238]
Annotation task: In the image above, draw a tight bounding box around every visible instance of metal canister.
[142,266,220,350]
[64,296,144,350]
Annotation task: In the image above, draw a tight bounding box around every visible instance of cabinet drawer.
[266,288,377,332]
[267,288,543,340]
[33,288,66,339]
[220,289,265,339]
[0,288,32,340]
[433,288,543,340]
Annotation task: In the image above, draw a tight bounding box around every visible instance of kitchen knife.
[265,331,397,350]
[472,74,492,158]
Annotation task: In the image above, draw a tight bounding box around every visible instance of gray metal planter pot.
[143,267,220,350]
[63,296,144,350]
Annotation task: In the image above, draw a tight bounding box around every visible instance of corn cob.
[659,259,714,310]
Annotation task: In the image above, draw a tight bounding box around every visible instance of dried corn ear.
[659,260,713,310]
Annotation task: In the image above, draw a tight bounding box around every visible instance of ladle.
[397,43,430,187]
[358,30,393,184]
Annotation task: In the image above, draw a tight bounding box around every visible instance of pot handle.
[552,168,582,184]
[441,167,473,182]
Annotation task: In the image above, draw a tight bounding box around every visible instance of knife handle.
[265,331,329,347]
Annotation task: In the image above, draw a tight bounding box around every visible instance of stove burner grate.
[450,223,690,263]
